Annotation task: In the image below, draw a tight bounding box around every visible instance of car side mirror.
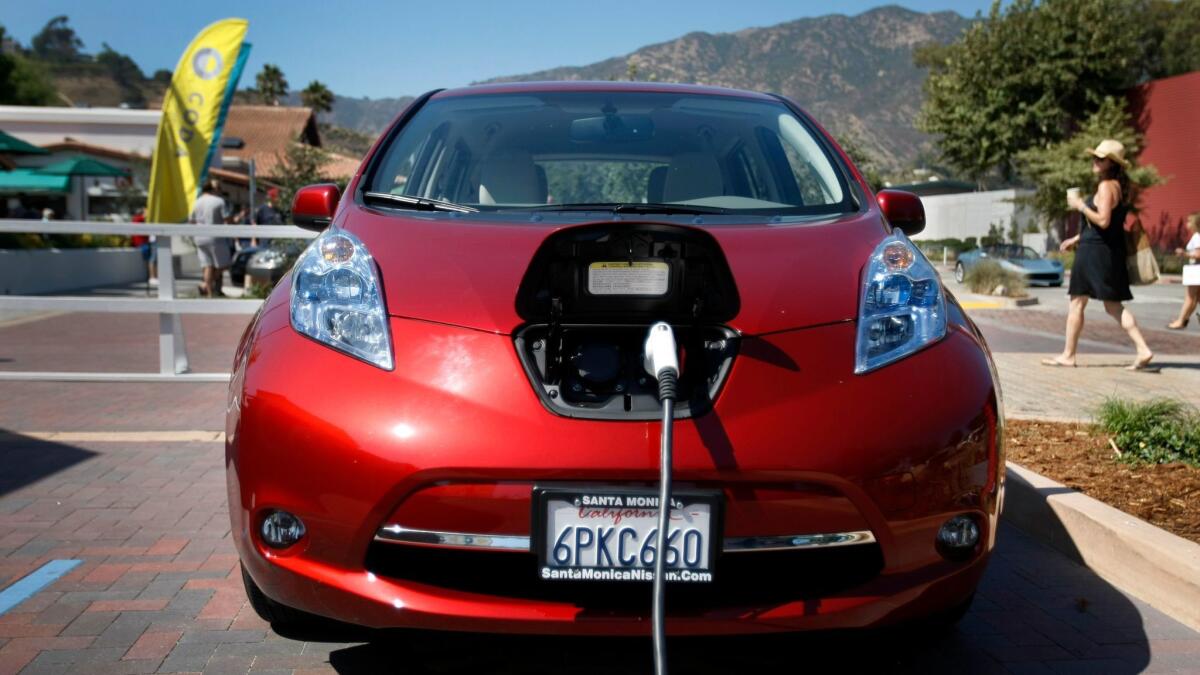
[291,184,340,231]
[876,189,925,237]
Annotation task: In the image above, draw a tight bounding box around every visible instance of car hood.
[1006,258,1058,272]
[341,205,888,336]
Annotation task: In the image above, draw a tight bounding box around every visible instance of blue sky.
[2,1,995,99]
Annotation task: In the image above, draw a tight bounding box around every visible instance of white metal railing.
[0,219,317,382]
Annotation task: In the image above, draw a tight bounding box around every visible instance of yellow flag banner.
[147,18,250,223]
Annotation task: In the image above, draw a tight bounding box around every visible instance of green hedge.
[0,233,130,249]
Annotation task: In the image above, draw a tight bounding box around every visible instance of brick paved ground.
[0,435,1197,674]
[970,310,1200,421]
[3,307,1200,673]
[0,313,240,432]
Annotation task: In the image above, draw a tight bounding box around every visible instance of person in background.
[40,208,54,221]
[189,180,232,298]
[254,188,283,226]
[253,188,282,248]
[130,208,157,287]
[1043,139,1153,371]
[230,204,250,250]
[1167,212,1200,329]
[6,196,37,219]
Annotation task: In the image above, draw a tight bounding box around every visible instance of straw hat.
[1084,139,1129,168]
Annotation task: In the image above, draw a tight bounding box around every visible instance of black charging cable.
[643,322,679,675]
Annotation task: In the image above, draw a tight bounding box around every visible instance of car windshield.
[364,91,854,215]
[986,245,1041,260]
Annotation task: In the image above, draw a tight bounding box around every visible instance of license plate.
[533,487,720,583]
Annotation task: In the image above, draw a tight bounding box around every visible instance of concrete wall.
[0,248,146,294]
[912,188,1038,243]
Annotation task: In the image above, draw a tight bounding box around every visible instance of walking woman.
[1043,139,1154,370]
[1167,212,1200,329]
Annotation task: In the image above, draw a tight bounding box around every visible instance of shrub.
[244,283,273,299]
[916,238,970,261]
[0,233,128,249]
[1047,249,1074,272]
[1158,253,1185,275]
[963,259,1027,297]
[1096,398,1200,466]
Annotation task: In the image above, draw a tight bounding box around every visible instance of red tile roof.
[222,105,359,181]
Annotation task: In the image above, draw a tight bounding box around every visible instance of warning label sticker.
[587,261,670,296]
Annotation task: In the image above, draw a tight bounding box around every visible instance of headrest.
[479,151,545,205]
[663,152,723,202]
[646,166,668,203]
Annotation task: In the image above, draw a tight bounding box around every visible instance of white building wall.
[0,106,159,156]
[912,189,1038,243]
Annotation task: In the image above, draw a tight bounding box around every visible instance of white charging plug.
[643,322,679,380]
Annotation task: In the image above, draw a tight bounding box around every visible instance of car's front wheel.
[240,564,323,631]
[954,262,966,284]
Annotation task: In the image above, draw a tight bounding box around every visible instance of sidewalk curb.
[1004,461,1200,632]
[957,292,1039,309]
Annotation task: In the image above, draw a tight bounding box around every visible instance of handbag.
[1125,218,1160,286]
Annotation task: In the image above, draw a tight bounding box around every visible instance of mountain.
[25,6,969,170]
[480,5,971,170]
[283,93,414,136]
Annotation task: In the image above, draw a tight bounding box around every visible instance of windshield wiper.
[530,202,727,215]
[363,191,478,213]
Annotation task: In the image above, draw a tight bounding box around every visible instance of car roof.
[432,80,780,102]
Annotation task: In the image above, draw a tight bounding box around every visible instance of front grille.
[1028,272,1060,281]
[365,542,884,615]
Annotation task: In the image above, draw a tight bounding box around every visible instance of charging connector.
[643,321,678,675]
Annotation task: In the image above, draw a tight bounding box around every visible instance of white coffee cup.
[1066,187,1081,204]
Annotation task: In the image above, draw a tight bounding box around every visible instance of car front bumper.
[226,292,1003,635]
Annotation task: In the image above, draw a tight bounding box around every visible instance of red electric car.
[227,81,1003,636]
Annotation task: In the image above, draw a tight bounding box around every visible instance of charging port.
[515,323,736,420]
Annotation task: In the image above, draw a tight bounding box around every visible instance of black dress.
[1068,196,1132,301]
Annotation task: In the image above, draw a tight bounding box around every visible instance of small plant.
[244,283,274,299]
[963,260,1027,297]
[1096,398,1200,466]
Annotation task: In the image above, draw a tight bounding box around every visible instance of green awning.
[0,130,47,155]
[35,156,128,177]
[0,168,70,194]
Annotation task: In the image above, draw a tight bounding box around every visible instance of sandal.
[1040,358,1076,368]
[197,284,211,298]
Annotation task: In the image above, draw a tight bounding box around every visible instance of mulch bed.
[1007,419,1200,544]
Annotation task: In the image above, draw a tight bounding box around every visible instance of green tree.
[300,80,334,116]
[30,15,84,62]
[0,26,58,105]
[835,134,884,192]
[96,42,145,106]
[275,143,329,217]
[1015,97,1163,229]
[255,63,288,106]
[1143,0,1200,78]
[916,0,1149,181]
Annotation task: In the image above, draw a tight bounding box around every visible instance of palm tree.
[255,64,288,106]
[300,80,334,118]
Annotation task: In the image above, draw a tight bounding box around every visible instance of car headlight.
[250,249,287,268]
[290,228,393,370]
[854,231,947,374]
